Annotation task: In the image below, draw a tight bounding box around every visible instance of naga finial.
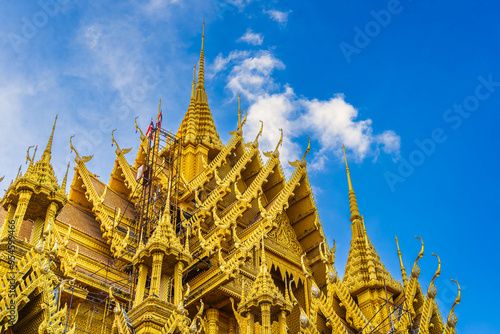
[288,279,298,307]
[190,299,205,333]
[427,253,441,298]
[108,286,116,303]
[302,136,311,162]
[301,253,312,279]
[274,128,283,153]
[69,135,80,159]
[135,117,145,139]
[412,236,424,278]
[112,129,132,154]
[253,120,263,146]
[258,195,268,218]
[431,253,441,285]
[319,241,329,265]
[183,283,191,303]
[111,129,120,151]
[447,279,461,328]
[26,145,35,164]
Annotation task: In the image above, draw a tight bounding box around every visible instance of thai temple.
[0,26,460,334]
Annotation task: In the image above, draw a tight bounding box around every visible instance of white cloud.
[376,130,401,155]
[225,50,285,100]
[224,0,253,10]
[264,9,292,25]
[237,28,264,45]
[75,22,144,93]
[218,49,400,175]
[211,50,250,77]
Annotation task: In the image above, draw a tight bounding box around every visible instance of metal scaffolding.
[61,122,184,334]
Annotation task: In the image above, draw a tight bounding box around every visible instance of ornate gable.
[268,212,304,257]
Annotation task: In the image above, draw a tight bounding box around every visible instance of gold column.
[0,204,16,239]
[229,317,237,334]
[173,261,184,305]
[160,273,171,302]
[194,146,209,180]
[45,202,58,226]
[13,190,32,236]
[149,252,164,297]
[247,313,255,334]
[260,303,271,334]
[134,263,148,306]
[32,202,58,243]
[279,310,287,334]
[31,217,45,244]
[206,308,219,334]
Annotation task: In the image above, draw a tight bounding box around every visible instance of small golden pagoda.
[0,26,460,334]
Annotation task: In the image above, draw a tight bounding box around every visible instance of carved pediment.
[268,212,303,257]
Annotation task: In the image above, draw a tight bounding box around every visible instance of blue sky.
[1,0,499,332]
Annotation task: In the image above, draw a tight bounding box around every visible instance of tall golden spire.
[177,22,222,152]
[195,22,207,103]
[395,236,408,287]
[342,145,400,295]
[42,115,58,163]
[343,145,361,222]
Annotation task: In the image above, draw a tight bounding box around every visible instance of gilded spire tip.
[196,22,206,93]
[61,162,70,193]
[343,144,360,221]
[42,115,58,163]
[395,235,408,287]
[237,94,242,131]
[191,64,197,99]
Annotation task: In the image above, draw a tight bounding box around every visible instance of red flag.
[157,109,162,129]
[145,119,154,137]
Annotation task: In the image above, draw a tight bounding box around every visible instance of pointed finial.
[395,236,408,287]
[284,275,290,303]
[196,22,206,92]
[202,21,205,46]
[61,162,70,193]
[191,64,197,98]
[260,233,267,273]
[42,115,58,163]
[237,94,242,131]
[16,165,22,179]
[343,144,361,221]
